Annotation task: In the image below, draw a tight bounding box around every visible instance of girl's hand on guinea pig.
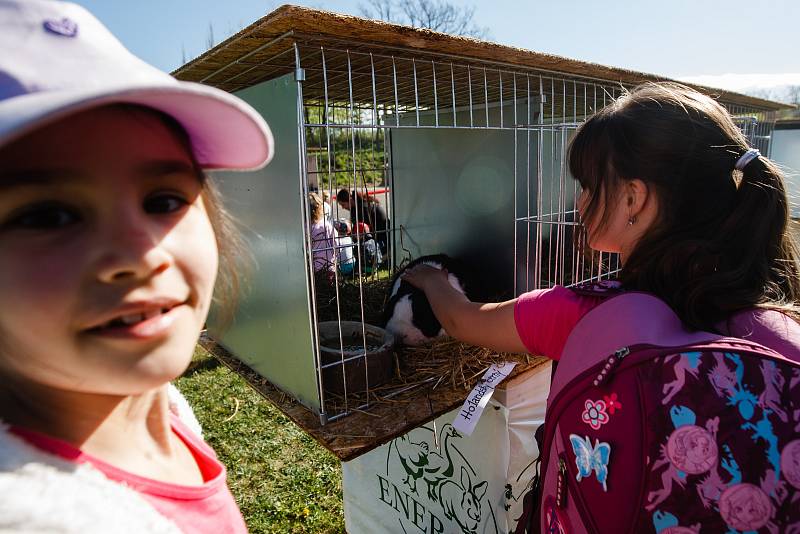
[402,264,449,292]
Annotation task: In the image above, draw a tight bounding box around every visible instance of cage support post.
[294,43,328,425]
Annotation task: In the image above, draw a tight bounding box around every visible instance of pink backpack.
[517,289,800,533]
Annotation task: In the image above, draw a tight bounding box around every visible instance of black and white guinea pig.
[383,254,478,346]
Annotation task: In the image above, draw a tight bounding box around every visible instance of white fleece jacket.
[0,384,202,534]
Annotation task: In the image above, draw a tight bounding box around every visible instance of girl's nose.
[96,246,171,284]
[94,223,172,284]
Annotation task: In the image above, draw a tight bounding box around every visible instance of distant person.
[309,192,336,273]
[333,219,356,275]
[0,1,273,531]
[337,188,390,263]
[352,221,382,274]
[321,190,333,221]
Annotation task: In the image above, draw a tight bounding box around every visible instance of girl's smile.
[0,106,219,396]
[82,299,186,340]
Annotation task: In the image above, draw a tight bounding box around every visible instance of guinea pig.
[383,254,477,346]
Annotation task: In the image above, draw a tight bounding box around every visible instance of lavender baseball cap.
[0,0,273,170]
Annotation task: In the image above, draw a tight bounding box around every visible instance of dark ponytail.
[569,82,800,331]
[717,155,800,309]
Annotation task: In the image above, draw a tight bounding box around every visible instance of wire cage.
[175,7,783,429]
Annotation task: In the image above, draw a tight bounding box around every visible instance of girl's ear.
[626,179,650,218]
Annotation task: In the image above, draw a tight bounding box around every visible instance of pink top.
[513,285,800,362]
[11,416,248,534]
[513,286,602,360]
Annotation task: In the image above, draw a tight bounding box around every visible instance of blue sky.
[76,1,800,92]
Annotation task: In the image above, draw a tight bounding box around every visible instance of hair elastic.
[734,148,761,171]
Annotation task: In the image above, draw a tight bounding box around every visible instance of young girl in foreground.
[0,1,272,532]
[405,82,800,361]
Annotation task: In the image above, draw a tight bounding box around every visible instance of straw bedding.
[321,337,539,415]
[312,271,540,414]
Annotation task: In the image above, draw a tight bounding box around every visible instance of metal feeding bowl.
[317,321,395,396]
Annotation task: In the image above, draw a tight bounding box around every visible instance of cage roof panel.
[173,5,787,113]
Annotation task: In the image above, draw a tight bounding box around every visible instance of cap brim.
[0,81,273,171]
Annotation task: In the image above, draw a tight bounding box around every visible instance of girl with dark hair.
[403,81,799,361]
[337,188,390,262]
[403,82,800,531]
[570,82,800,332]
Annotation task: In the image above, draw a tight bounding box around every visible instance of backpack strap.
[551,292,722,403]
[568,279,625,298]
[723,308,800,361]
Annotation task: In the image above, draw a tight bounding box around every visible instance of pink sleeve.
[513,286,601,360]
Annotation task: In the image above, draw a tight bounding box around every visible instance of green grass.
[174,347,345,534]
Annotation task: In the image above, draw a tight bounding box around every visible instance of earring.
[627,216,636,226]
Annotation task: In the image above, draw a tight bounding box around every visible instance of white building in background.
[770,120,800,220]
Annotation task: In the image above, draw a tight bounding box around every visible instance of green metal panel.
[391,128,516,300]
[207,74,321,413]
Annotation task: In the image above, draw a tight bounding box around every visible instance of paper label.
[453,362,517,436]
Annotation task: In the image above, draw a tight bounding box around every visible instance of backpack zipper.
[592,347,630,387]
[556,455,568,509]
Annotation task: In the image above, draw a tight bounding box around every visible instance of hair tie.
[734,148,761,171]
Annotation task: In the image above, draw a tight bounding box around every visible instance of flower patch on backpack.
[603,392,622,414]
[581,399,610,430]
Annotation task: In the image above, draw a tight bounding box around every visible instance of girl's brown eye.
[144,193,188,214]
[6,203,79,230]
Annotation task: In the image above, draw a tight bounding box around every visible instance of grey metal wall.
[391,128,516,300]
[390,126,581,300]
[208,74,321,412]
